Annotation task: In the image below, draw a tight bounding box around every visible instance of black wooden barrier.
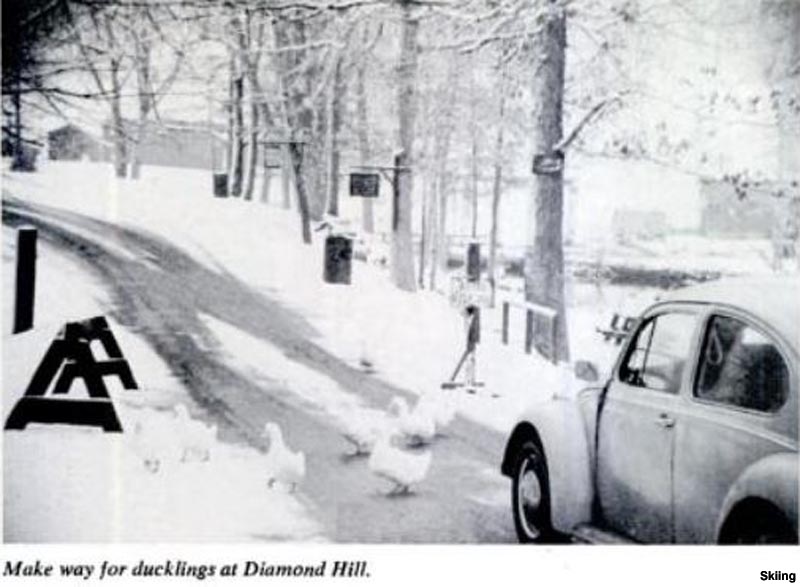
[5,316,138,432]
[13,227,37,334]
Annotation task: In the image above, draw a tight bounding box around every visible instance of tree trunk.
[130,33,152,181]
[226,56,235,181]
[469,71,479,239]
[109,59,127,179]
[524,1,569,362]
[391,1,419,292]
[243,96,259,200]
[488,60,508,308]
[356,27,375,233]
[326,56,345,217]
[430,169,452,291]
[11,74,24,171]
[260,158,273,203]
[289,142,312,244]
[282,146,293,208]
[229,72,245,197]
[488,153,504,308]
[242,10,261,202]
[418,177,436,289]
[274,17,322,230]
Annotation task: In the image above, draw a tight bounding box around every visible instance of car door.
[596,307,700,543]
[673,309,797,542]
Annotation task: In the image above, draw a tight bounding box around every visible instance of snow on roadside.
[2,229,324,542]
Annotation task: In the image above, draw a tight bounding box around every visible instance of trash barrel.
[324,235,353,284]
[466,242,481,283]
[213,173,228,197]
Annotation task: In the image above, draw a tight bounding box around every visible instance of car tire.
[738,517,797,545]
[721,503,798,545]
[511,440,554,543]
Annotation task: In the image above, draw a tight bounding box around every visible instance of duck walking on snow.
[368,432,432,495]
[340,406,389,456]
[416,390,457,431]
[263,422,306,492]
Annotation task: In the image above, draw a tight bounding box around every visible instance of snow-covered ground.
[2,160,793,542]
[2,224,324,542]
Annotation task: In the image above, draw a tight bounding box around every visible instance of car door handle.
[655,414,675,428]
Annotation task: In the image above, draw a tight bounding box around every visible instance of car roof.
[657,277,800,354]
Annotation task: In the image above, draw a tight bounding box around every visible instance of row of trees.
[4,0,798,362]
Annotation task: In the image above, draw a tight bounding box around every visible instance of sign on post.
[349,173,380,198]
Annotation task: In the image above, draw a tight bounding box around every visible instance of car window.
[694,315,789,412]
[618,312,697,394]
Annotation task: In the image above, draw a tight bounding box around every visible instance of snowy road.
[3,197,516,543]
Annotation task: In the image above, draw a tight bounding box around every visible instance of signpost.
[349,173,380,198]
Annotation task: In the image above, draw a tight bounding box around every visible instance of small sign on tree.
[349,173,380,198]
[532,151,564,175]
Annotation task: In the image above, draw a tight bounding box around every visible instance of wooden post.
[14,227,37,334]
[548,315,558,364]
[525,308,534,355]
[502,301,510,345]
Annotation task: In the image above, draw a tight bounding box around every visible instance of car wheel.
[722,504,798,545]
[737,518,797,545]
[511,440,553,543]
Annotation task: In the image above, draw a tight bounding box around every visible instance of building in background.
[47,124,103,161]
[102,119,228,171]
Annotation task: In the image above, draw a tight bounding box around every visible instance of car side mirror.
[574,360,600,383]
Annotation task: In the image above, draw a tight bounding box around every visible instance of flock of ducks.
[131,389,458,497]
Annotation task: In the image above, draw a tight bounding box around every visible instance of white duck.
[129,407,181,473]
[416,390,458,430]
[339,406,389,456]
[389,396,436,447]
[174,403,217,463]
[130,418,164,474]
[368,432,432,495]
[263,422,306,492]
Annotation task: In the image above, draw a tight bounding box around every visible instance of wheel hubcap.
[518,460,542,538]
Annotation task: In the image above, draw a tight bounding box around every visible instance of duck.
[339,406,388,456]
[263,422,306,492]
[389,396,436,447]
[416,390,457,431]
[130,419,163,474]
[128,407,180,473]
[173,403,217,463]
[368,431,432,495]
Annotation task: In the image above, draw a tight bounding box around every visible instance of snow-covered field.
[2,160,792,542]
